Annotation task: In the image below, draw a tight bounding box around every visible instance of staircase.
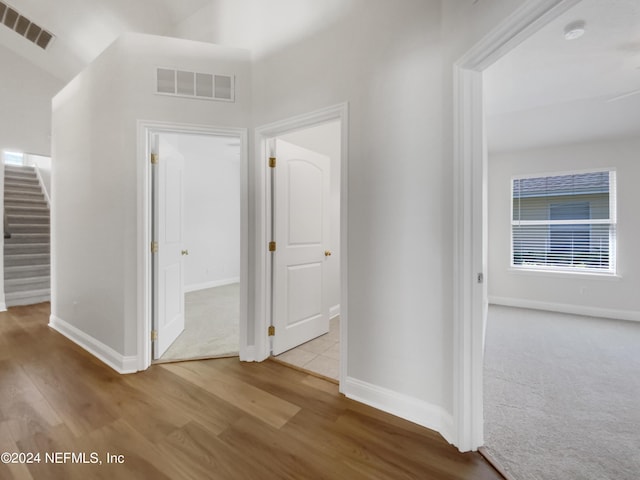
[3,165,50,307]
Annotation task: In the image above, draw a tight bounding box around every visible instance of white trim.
[254,103,349,387]
[137,120,249,371]
[507,267,621,280]
[452,0,582,452]
[0,303,7,312]
[330,304,340,319]
[184,277,240,293]
[343,377,455,445]
[489,296,640,323]
[31,164,51,208]
[49,315,138,374]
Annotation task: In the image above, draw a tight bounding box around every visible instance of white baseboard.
[330,304,340,319]
[184,277,240,293]
[489,296,640,322]
[343,376,455,446]
[49,315,138,374]
[0,302,6,312]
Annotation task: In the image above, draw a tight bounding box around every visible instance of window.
[3,151,24,166]
[512,170,616,273]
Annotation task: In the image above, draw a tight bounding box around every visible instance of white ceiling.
[2,0,639,154]
[485,0,640,152]
[0,0,354,83]
[0,0,213,81]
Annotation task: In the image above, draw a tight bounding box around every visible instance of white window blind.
[511,170,616,273]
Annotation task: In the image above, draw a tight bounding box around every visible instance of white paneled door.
[153,136,186,359]
[271,139,331,355]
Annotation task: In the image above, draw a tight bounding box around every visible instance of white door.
[272,139,331,355]
[153,136,186,359]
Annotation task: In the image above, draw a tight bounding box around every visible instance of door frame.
[137,120,249,371]
[253,103,348,388]
[452,0,581,451]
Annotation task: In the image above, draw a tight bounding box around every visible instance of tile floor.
[275,316,340,380]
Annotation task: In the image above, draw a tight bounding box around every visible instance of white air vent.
[0,1,55,50]
[156,68,235,102]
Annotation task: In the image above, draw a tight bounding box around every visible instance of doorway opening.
[137,122,248,371]
[452,0,581,452]
[254,104,348,386]
[152,132,241,362]
[269,122,341,381]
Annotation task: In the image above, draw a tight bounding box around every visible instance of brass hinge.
[269,157,276,168]
[268,241,276,252]
[151,153,159,165]
[151,241,159,253]
[268,325,275,337]
[151,330,158,341]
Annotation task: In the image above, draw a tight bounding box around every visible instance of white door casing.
[452,0,582,452]
[271,139,331,355]
[153,136,186,359]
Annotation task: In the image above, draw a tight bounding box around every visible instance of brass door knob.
[181,250,189,256]
[324,250,332,257]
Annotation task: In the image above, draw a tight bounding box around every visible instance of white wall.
[280,121,340,317]
[488,138,640,320]
[249,0,450,415]
[51,33,251,362]
[171,0,529,442]
[0,44,63,156]
[162,133,241,291]
[48,0,535,446]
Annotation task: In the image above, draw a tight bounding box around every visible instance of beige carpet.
[484,305,640,480]
[159,283,239,361]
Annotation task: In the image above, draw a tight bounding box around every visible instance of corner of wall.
[342,376,455,446]
[49,315,138,374]
[489,296,640,323]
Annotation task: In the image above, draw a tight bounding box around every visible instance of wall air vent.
[156,67,235,102]
[0,1,55,50]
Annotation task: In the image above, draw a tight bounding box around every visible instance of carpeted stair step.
[5,205,49,216]
[5,181,40,191]
[5,186,44,195]
[4,243,50,255]
[5,289,50,307]
[4,265,50,279]
[4,276,50,293]
[5,165,35,173]
[4,197,48,208]
[6,224,49,234]
[5,233,50,244]
[5,170,37,178]
[4,164,51,307]
[4,190,47,205]
[4,171,37,182]
[4,253,50,267]
[7,214,49,225]
[5,175,39,184]
[5,167,36,175]
[4,183,42,195]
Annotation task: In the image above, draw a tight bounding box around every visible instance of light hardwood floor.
[0,303,503,480]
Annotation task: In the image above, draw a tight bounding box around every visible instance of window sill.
[508,267,621,281]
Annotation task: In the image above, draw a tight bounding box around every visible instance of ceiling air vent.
[156,67,235,102]
[0,1,55,50]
